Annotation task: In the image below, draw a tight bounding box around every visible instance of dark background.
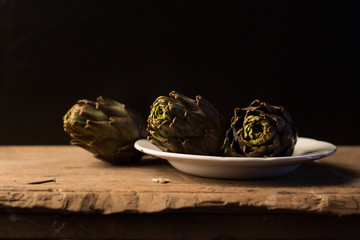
[0,0,359,145]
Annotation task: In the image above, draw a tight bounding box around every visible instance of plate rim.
[134,137,337,165]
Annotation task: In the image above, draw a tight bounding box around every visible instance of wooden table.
[0,145,359,239]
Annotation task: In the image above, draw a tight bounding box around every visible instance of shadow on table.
[94,156,359,187]
[94,156,170,169]
[148,159,359,187]
[195,162,360,187]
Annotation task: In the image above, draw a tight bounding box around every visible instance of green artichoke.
[223,100,298,157]
[147,91,226,156]
[63,96,147,164]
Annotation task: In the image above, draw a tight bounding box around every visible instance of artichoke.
[63,96,147,164]
[223,100,298,157]
[147,91,226,156]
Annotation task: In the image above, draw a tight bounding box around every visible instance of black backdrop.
[0,0,359,145]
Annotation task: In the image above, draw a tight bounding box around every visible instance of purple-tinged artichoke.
[147,91,226,156]
[223,100,298,157]
[63,96,147,164]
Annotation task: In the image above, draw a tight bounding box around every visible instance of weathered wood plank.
[0,146,359,215]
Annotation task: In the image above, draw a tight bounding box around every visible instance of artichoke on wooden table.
[223,100,298,157]
[63,96,147,164]
[147,91,226,156]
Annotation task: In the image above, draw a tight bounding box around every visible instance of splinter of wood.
[152,178,170,184]
[28,178,56,185]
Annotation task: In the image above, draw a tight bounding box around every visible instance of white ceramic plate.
[134,137,337,179]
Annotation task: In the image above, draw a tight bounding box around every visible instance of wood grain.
[0,146,360,215]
